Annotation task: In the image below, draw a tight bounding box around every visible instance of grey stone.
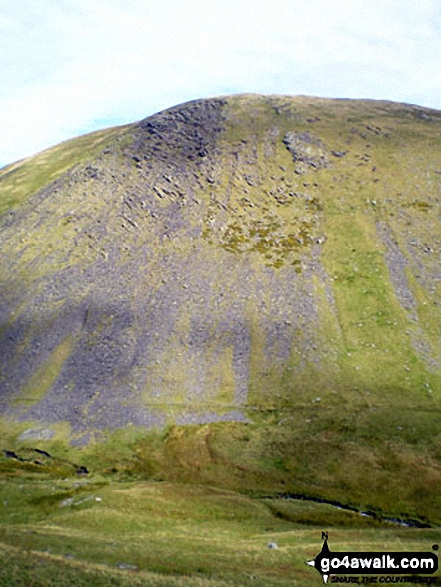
[18,428,55,441]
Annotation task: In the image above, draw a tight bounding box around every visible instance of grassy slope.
[0,468,439,587]
[0,123,131,215]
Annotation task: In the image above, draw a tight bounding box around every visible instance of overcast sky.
[1,0,441,167]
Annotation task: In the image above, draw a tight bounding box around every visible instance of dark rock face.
[0,94,440,444]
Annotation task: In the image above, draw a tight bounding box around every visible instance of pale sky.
[1,0,441,167]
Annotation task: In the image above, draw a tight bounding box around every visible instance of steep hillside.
[1,95,440,521]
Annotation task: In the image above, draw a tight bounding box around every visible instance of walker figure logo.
[306,534,438,584]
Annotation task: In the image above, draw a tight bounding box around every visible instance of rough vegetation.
[0,95,440,584]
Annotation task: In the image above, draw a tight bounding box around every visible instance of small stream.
[272,493,432,528]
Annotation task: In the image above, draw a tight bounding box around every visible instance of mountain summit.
[0,94,440,452]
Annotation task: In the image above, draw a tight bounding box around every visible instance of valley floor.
[0,476,439,587]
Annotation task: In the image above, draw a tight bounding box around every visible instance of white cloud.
[1,0,441,166]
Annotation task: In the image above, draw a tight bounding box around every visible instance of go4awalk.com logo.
[306,533,439,584]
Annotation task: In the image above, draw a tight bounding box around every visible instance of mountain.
[1,94,440,522]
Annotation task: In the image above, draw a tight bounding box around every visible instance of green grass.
[0,124,131,215]
[0,473,439,587]
[2,405,440,525]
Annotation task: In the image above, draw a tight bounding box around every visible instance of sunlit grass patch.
[0,478,439,587]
